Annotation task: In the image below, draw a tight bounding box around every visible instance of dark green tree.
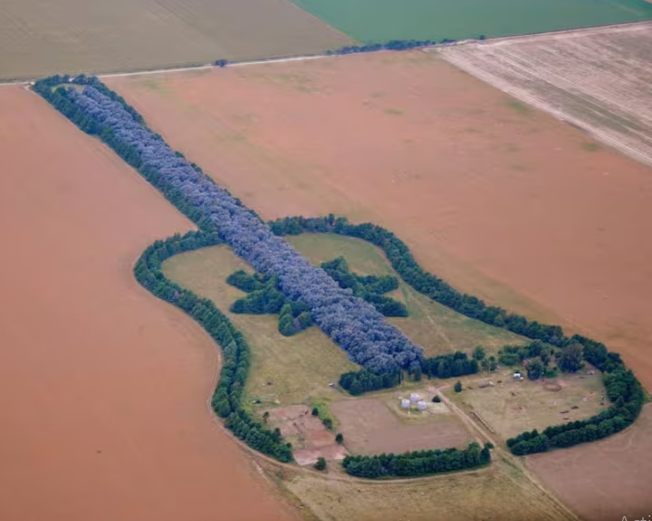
[559,343,584,373]
[314,457,327,471]
[526,358,544,380]
[454,381,463,393]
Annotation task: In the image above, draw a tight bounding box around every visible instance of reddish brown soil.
[0,86,298,521]
[108,53,652,392]
[265,405,347,466]
[527,404,652,521]
[330,399,472,455]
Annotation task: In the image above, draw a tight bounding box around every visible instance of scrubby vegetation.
[343,442,492,478]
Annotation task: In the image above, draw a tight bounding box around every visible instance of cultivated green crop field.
[290,0,652,42]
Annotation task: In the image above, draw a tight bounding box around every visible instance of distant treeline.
[134,231,293,462]
[327,38,459,56]
[269,215,645,453]
[343,442,492,478]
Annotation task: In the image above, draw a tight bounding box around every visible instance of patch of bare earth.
[527,404,652,521]
[264,405,347,466]
[109,53,652,395]
[0,86,298,521]
[331,398,472,455]
[438,22,652,167]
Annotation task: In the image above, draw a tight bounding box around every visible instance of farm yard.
[438,22,652,168]
[527,404,652,521]
[447,368,607,440]
[0,86,296,521]
[290,0,652,42]
[330,396,473,455]
[108,50,652,394]
[0,0,353,81]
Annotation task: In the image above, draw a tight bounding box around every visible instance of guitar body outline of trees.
[33,74,644,465]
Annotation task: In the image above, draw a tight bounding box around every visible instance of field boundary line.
[3,20,650,87]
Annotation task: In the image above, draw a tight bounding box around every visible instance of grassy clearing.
[289,0,652,43]
[162,245,358,407]
[281,458,576,521]
[289,233,526,356]
[446,368,607,441]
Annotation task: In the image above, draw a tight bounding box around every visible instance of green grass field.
[162,234,524,407]
[290,0,652,42]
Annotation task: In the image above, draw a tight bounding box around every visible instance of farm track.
[438,22,652,168]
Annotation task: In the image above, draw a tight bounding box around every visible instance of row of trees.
[133,231,293,462]
[33,76,424,380]
[326,38,458,56]
[320,257,407,317]
[268,215,645,452]
[342,442,492,478]
[421,351,479,379]
[339,368,402,395]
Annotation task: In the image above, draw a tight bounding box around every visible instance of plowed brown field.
[527,404,652,521]
[108,52,652,393]
[0,86,298,521]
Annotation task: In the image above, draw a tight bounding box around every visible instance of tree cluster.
[132,230,293,462]
[421,351,479,379]
[33,76,423,379]
[226,270,313,336]
[320,257,407,317]
[339,368,401,396]
[342,442,492,478]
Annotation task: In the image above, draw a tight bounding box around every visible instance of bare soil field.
[330,397,473,455]
[0,0,353,81]
[264,405,347,466]
[109,52,652,393]
[0,87,298,521]
[438,22,652,167]
[448,368,606,440]
[527,404,652,521]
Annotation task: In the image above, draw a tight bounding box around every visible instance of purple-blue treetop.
[69,86,423,374]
